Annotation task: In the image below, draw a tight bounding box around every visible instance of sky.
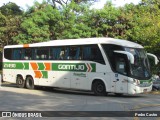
[0,0,141,10]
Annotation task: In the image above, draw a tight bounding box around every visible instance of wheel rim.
[96,84,104,93]
[18,78,23,85]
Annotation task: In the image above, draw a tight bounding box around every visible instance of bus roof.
[4,37,143,48]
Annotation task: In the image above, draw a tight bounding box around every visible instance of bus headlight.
[133,79,140,85]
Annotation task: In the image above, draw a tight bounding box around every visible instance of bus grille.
[139,83,152,87]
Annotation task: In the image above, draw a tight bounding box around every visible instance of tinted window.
[12,49,22,60]
[4,48,12,60]
[67,46,82,60]
[102,44,129,75]
[83,45,105,64]
[50,46,82,60]
[50,47,65,60]
[114,54,128,75]
[3,44,105,64]
[35,47,49,60]
[23,48,33,60]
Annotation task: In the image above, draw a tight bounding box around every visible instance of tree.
[0,2,23,46]
[0,12,7,46]
[54,1,93,39]
[13,1,61,44]
[121,1,160,57]
[48,0,95,8]
[85,1,121,38]
[0,2,22,16]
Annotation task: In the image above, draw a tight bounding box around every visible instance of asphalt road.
[0,83,160,120]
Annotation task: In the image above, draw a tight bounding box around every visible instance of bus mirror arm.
[114,51,134,64]
[147,53,159,65]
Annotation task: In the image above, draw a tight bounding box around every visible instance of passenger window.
[12,49,22,60]
[83,46,91,60]
[59,47,65,60]
[83,45,105,64]
[50,46,81,60]
[68,46,81,60]
[50,47,63,60]
[35,48,49,60]
[23,48,32,60]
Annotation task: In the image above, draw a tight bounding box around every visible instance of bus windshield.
[102,44,151,80]
[124,48,151,79]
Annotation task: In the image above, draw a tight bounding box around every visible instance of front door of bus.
[113,74,128,94]
[113,54,128,94]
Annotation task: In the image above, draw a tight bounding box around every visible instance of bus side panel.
[3,69,16,83]
[47,71,70,88]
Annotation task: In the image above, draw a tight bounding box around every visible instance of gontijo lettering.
[52,63,96,72]
[58,64,85,70]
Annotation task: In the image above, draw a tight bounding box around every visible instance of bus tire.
[16,76,25,88]
[92,80,107,96]
[26,76,34,89]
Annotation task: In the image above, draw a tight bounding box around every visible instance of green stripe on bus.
[3,62,29,70]
[52,63,96,72]
[3,62,96,72]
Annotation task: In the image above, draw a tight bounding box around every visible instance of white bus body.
[3,38,158,95]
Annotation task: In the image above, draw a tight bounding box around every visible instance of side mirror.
[147,53,159,65]
[114,51,134,64]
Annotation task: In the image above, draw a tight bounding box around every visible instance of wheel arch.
[91,78,107,92]
[25,75,33,80]
[16,74,24,80]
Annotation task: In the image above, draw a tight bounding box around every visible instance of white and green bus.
[2,38,159,95]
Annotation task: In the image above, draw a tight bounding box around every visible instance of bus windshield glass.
[124,48,151,79]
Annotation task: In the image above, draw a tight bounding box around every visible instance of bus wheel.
[92,81,106,96]
[16,76,25,88]
[26,76,34,89]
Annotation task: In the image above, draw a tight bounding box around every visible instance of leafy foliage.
[0,2,22,15]
[0,0,159,62]
[0,2,23,46]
